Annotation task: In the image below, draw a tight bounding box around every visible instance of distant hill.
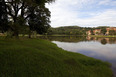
[47,26,87,35]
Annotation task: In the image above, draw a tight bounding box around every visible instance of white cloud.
[99,0,116,6]
[99,0,110,5]
[46,0,116,27]
[76,10,116,27]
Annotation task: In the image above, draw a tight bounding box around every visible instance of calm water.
[39,36,116,76]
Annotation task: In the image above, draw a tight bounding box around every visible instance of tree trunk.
[28,30,31,38]
[13,31,19,39]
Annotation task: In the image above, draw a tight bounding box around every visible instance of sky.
[46,0,116,27]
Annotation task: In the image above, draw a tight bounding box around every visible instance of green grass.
[0,38,113,77]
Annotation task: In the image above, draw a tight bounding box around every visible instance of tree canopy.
[0,0,8,32]
[0,0,55,38]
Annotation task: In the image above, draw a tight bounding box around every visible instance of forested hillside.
[47,26,88,35]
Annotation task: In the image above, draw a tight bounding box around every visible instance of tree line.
[47,26,116,36]
[0,0,55,38]
[47,26,87,35]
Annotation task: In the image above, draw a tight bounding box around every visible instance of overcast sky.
[46,0,116,27]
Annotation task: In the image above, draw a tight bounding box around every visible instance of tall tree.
[0,0,55,37]
[28,5,51,37]
[0,0,8,32]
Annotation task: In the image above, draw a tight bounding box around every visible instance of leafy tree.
[0,0,8,32]
[109,30,116,35]
[101,28,107,35]
[28,5,51,37]
[0,0,55,38]
[90,29,94,35]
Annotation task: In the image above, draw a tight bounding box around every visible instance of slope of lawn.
[0,37,112,77]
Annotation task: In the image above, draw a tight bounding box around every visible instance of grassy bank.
[0,38,112,77]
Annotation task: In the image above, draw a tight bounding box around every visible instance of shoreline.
[89,35,116,38]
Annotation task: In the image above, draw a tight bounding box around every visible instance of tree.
[101,28,107,35]
[0,0,9,32]
[90,29,94,35]
[28,5,51,38]
[109,30,116,35]
[0,0,55,38]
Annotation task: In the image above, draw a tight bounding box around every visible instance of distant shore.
[89,35,116,37]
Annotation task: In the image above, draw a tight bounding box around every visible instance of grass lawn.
[0,37,113,77]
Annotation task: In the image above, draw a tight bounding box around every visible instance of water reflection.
[39,36,116,45]
[52,41,116,61]
[39,36,116,76]
[86,36,116,45]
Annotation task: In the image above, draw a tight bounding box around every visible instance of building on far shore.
[106,27,116,35]
[86,27,116,35]
[86,30,91,35]
[93,29,101,35]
